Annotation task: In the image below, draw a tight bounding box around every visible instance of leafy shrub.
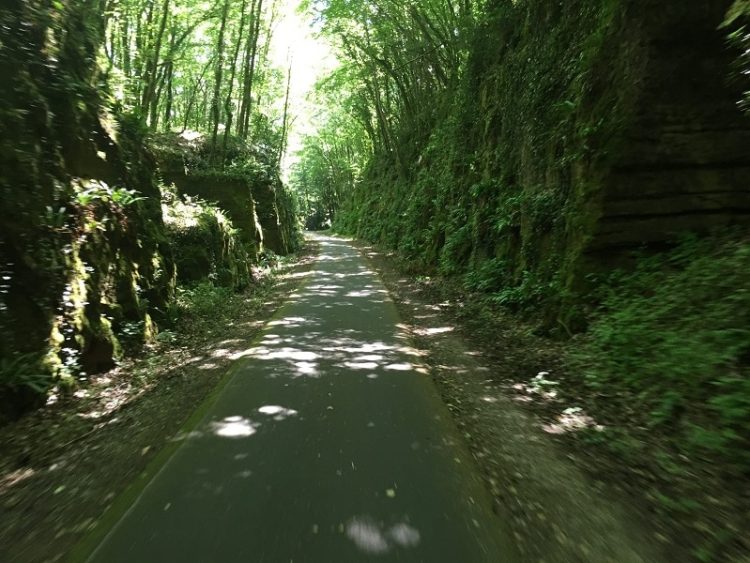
[487,270,562,312]
[569,232,750,468]
[73,179,145,208]
[464,258,509,292]
[0,353,50,395]
[0,353,51,421]
[439,223,472,275]
[174,282,233,324]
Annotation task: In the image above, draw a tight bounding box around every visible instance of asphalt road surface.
[84,234,515,562]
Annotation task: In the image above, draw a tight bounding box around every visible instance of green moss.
[0,0,177,414]
[152,132,300,257]
[163,194,252,291]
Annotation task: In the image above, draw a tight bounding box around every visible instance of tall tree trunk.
[278,62,292,169]
[141,0,170,126]
[239,0,263,139]
[154,26,177,130]
[210,0,231,157]
[133,0,154,111]
[121,6,131,79]
[150,64,167,130]
[163,63,174,129]
[182,57,214,132]
[222,0,249,161]
[104,11,116,71]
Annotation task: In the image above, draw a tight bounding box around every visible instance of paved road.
[84,234,515,562]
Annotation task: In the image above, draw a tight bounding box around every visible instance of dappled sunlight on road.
[268,316,310,327]
[257,405,299,420]
[181,403,302,442]
[345,515,421,555]
[170,234,435,449]
[384,363,413,371]
[234,334,428,379]
[210,416,258,438]
[243,347,320,362]
[84,233,508,563]
[345,361,379,370]
[346,288,388,298]
[201,235,432,381]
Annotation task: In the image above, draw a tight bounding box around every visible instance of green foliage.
[295,0,478,230]
[724,1,750,113]
[104,0,286,141]
[152,131,279,175]
[174,281,234,324]
[0,0,298,419]
[439,223,472,276]
[464,258,509,293]
[489,271,562,311]
[0,353,51,395]
[570,232,750,468]
[163,191,252,290]
[289,92,370,229]
[305,0,628,324]
[73,180,146,208]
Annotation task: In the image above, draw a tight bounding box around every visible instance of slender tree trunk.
[163,64,174,129]
[259,0,279,69]
[182,81,203,133]
[141,0,170,126]
[133,0,154,111]
[210,0,231,157]
[239,0,263,139]
[181,57,215,132]
[277,61,292,169]
[121,6,131,79]
[104,12,116,71]
[222,0,249,161]
[150,64,167,129]
[159,26,176,130]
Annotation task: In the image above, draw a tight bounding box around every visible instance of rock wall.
[0,1,175,414]
[472,0,750,296]
[161,164,265,260]
[252,176,299,256]
[592,2,750,251]
[154,137,299,257]
[340,0,750,322]
[163,195,252,289]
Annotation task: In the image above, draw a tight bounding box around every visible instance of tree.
[101,0,285,140]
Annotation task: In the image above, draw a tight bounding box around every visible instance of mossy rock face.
[0,2,175,414]
[153,133,300,257]
[339,0,750,321]
[163,196,252,291]
[252,178,291,255]
[183,173,264,257]
[154,140,263,258]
